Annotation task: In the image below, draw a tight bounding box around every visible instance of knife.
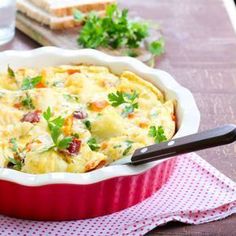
[111,124,236,166]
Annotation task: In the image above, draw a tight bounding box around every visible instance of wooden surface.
[15,12,79,48]
[15,11,161,63]
[1,0,236,235]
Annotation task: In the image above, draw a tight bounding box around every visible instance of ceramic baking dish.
[0,47,200,220]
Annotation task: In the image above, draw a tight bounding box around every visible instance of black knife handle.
[131,124,236,165]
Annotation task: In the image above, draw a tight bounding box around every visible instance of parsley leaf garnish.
[21,93,35,109]
[8,65,15,78]
[43,106,52,121]
[113,144,122,149]
[43,107,72,150]
[87,137,100,151]
[58,137,73,149]
[123,140,133,156]
[9,138,19,153]
[108,91,126,107]
[124,91,139,102]
[7,157,22,171]
[72,133,80,139]
[63,94,80,103]
[7,65,19,85]
[148,38,165,67]
[148,38,165,56]
[121,104,137,117]
[21,76,42,90]
[83,120,91,130]
[148,126,167,143]
[8,138,24,171]
[108,91,139,116]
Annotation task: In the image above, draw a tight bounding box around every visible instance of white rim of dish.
[0,47,200,186]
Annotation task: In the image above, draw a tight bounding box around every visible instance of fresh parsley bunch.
[75,4,149,50]
[74,4,165,62]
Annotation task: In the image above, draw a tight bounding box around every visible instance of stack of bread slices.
[17,0,116,30]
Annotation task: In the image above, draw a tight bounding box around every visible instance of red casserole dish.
[0,47,200,220]
[0,158,176,220]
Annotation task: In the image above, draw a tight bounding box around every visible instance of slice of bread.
[17,0,105,30]
[26,0,116,17]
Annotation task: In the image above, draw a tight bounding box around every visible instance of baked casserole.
[0,65,175,173]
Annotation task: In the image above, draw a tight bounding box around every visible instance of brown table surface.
[1,0,236,235]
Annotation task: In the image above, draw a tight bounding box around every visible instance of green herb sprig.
[83,120,91,130]
[9,138,19,153]
[123,140,133,156]
[63,94,80,103]
[21,93,35,109]
[87,137,100,151]
[43,107,72,150]
[8,65,15,78]
[21,76,42,90]
[148,126,167,143]
[7,65,20,86]
[74,4,165,62]
[108,90,139,116]
[8,138,23,171]
[148,37,165,67]
[75,4,149,49]
[7,157,22,171]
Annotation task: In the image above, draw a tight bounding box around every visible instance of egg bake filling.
[0,65,176,173]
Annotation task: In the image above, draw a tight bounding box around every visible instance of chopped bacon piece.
[67,138,81,155]
[89,100,108,112]
[73,110,88,120]
[21,111,40,123]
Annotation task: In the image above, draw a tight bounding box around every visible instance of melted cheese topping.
[0,65,176,173]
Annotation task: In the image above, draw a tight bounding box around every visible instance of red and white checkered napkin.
[1,153,236,236]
